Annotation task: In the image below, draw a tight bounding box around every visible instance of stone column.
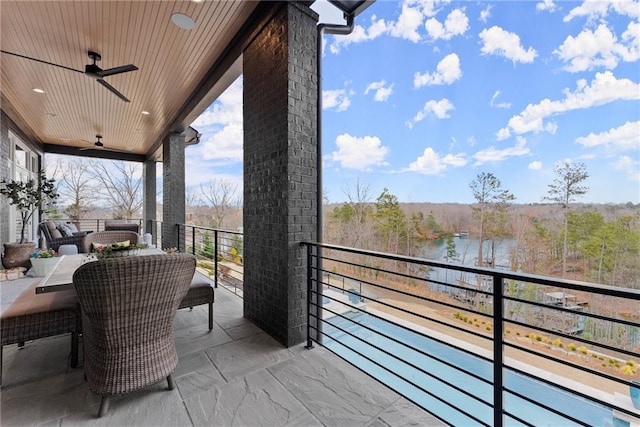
[143,159,156,236]
[243,2,318,347]
[162,132,185,251]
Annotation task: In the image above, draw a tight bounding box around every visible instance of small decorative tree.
[0,171,58,243]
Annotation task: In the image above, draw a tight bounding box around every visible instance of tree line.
[325,162,639,289]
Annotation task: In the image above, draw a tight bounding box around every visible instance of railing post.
[493,273,504,427]
[191,226,196,256]
[214,230,218,289]
[305,243,314,349]
[176,223,180,251]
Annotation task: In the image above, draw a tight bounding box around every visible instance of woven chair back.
[82,230,139,253]
[73,253,196,396]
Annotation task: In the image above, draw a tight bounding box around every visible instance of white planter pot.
[30,257,60,277]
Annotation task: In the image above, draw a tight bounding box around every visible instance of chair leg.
[167,374,175,390]
[70,332,79,368]
[98,396,110,418]
[208,302,213,331]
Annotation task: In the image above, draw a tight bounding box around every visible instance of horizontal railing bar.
[504,317,639,358]
[504,294,640,329]
[179,223,243,236]
[302,242,640,300]
[312,294,493,387]
[318,277,494,345]
[316,264,493,317]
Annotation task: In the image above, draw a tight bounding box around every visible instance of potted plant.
[30,248,60,277]
[0,171,58,269]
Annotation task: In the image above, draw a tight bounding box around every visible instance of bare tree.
[341,178,373,248]
[470,172,515,267]
[88,160,143,219]
[200,179,239,228]
[53,157,94,222]
[543,160,589,276]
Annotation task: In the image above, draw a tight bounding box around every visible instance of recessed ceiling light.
[192,0,204,3]
[141,110,150,115]
[171,13,196,30]
[33,88,45,93]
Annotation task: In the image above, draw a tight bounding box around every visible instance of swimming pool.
[322,311,614,426]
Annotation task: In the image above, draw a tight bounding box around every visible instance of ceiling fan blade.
[0,50,84,74]
[96,79,130,102]
[99,64,138,77]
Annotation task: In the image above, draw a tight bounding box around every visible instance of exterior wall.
[0,110,43,255]
[243,2,318,347]
[0,111,10,253]
[162,132,185,251]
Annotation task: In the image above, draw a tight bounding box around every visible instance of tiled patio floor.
[1,277,445,426]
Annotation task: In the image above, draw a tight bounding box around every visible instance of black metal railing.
[302,241,640,427]
[53,218,143,233]
[177,223,244,297]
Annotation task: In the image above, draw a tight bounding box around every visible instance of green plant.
[32,248,56,258]
[0,171,58,243]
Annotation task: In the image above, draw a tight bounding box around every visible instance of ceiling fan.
[81,135,130,153]
[0,49,138,102]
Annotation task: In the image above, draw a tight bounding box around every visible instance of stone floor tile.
[205,333,293,382]
[268,345,400,426]
[184,369,321,427]
[367,397,446,426]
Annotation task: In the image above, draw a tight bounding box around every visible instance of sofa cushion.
[57,222,74,237]
[45,221,63,239]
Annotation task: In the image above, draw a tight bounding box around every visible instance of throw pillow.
[66,223,79,233]
[57,222,74,237]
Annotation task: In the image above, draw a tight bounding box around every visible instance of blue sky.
[187,0,639,205]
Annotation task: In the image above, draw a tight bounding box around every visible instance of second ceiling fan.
[0,49,138,102]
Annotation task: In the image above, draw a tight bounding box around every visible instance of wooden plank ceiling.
[0,1,258,160]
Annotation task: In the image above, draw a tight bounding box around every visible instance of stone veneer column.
[162,132,185,251]
[243,2,318,347]
[143,159,156,235]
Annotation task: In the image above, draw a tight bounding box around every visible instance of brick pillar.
[162,132,185,251]
[143,159,156,235]
[243,2,318,347]
[0,111,10,253]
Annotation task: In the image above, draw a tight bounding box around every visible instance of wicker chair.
[73,253,196,417]
[39,221,91,252]
[82,230,139,253]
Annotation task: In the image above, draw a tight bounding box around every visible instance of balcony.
[2,224,638,425]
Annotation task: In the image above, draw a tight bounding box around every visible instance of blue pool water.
[323,311,614,426]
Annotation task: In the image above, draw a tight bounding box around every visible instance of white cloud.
[536,0,557,12]
[479,5,493,23]
[329,17,390,54]
[408,98,455,128]
[407,147,467,175]
[425,8,469,40]
[192,78,243,127]
[330,134,389,170]
[389,2,424,42]
[201,123,243,162]
[490,90,512,109]
[554,23,640,72]
[575,121,640,150]
[323,88,353,111]
[364,80,394,102]
[564,0,640,22]
[497,71,640,139]
[473,136,530,165]
[611,155,640,181]
[479,26,538,63]
[414,53,462,87]
[528,161,543,170]
[193,77,243,163]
